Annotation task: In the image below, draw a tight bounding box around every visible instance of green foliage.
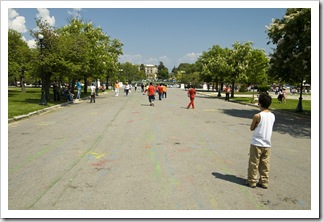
[257,85,271,92]
[8,29,32,83]
[266,8,311,84]
[119,62,144,83]
[157,62,169,80]
[239,84,247,92]
[266,8,311,112]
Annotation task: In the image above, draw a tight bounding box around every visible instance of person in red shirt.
[186,85,196,109]
[145,82,156,106]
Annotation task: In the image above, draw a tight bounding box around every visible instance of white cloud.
[8,8,18,19]
[178,52,202,64]
[27,39,37,49]
[68,8,82,19]
[36,8,55,26]
[8,9,28,33]
[119,54,143,65]
[144,57,158,65]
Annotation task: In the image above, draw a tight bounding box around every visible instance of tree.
[119,62,143,83]
[227,41,253,98]
[8,29,32,92]
[266,8,311,112]
[245,49,269,101]
[199,45,231,93]
[157,62,169,80]
[30,19,60,101]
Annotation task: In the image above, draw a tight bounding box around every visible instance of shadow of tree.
[220,109,311,139]
[211,172,246,187]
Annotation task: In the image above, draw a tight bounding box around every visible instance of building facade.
[142,64,158,80]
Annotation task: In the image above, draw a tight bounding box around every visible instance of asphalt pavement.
[7,88,313,217]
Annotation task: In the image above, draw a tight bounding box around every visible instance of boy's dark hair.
[258,93,272,109]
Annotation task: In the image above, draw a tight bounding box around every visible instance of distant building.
[141,64,158,80]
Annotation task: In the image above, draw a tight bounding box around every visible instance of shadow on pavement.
[220,108,311,139]
[211,172,246,187]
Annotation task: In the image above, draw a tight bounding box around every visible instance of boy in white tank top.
[246,93,275,189]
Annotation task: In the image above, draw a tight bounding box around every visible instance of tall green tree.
[8,29,32,92]
[157,62,169,80]
[245,48,269,100]
[266,8,311,111]
[30,19,60,101]
[227,41,253,98]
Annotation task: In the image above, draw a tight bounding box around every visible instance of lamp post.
[38,33,47,105]
[296,80,304,112]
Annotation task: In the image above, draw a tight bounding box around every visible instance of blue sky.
[5,1,313,71]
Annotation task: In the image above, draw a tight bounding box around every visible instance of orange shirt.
[187,88,196,99]
[147,85,155,96]
[157,85,163,93]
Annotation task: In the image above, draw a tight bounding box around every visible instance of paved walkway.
[7,88,314,217]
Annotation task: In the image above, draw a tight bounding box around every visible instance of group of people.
[56,79,276,190]
[143,83,275,189]
[52,79,98,104]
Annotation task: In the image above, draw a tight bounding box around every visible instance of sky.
[4,2,295,71]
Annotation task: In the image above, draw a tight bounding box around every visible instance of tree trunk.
[20,76,26,93]
[106,74,110,90]
[83,77,88,94]
[42,73,51,102]
[71,79,76,94]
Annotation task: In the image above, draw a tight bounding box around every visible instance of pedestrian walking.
[114,81,120,96]
[246,93,275,189]
[141,83,145,92]
[157,84,163,100]
[134,83,138,92]
[186,85,196,109]
[90,83,96,103]
[162,84,167,98]
[124,83,130,96]
[76,79,82,100]
[145,82,156,106]
[224,85,231,101]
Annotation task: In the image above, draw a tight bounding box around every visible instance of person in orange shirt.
[162,84,167,98]
[157,84,163,100]
[187,85,196,109]
[145,82,156,106]
[114,81,120,96]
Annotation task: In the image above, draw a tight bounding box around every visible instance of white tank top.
[250,111,275,147]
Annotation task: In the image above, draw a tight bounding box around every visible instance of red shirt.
[187,88,196,99]
[147,85,155,96]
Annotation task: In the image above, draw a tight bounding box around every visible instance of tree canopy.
[266,8,311,111]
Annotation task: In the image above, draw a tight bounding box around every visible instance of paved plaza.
[7,88,313,215]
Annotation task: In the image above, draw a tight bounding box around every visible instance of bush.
[257,85,270,92]
[239,84,247,92]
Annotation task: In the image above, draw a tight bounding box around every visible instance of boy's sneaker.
[245,180,256,188]
[257,183,268,189]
